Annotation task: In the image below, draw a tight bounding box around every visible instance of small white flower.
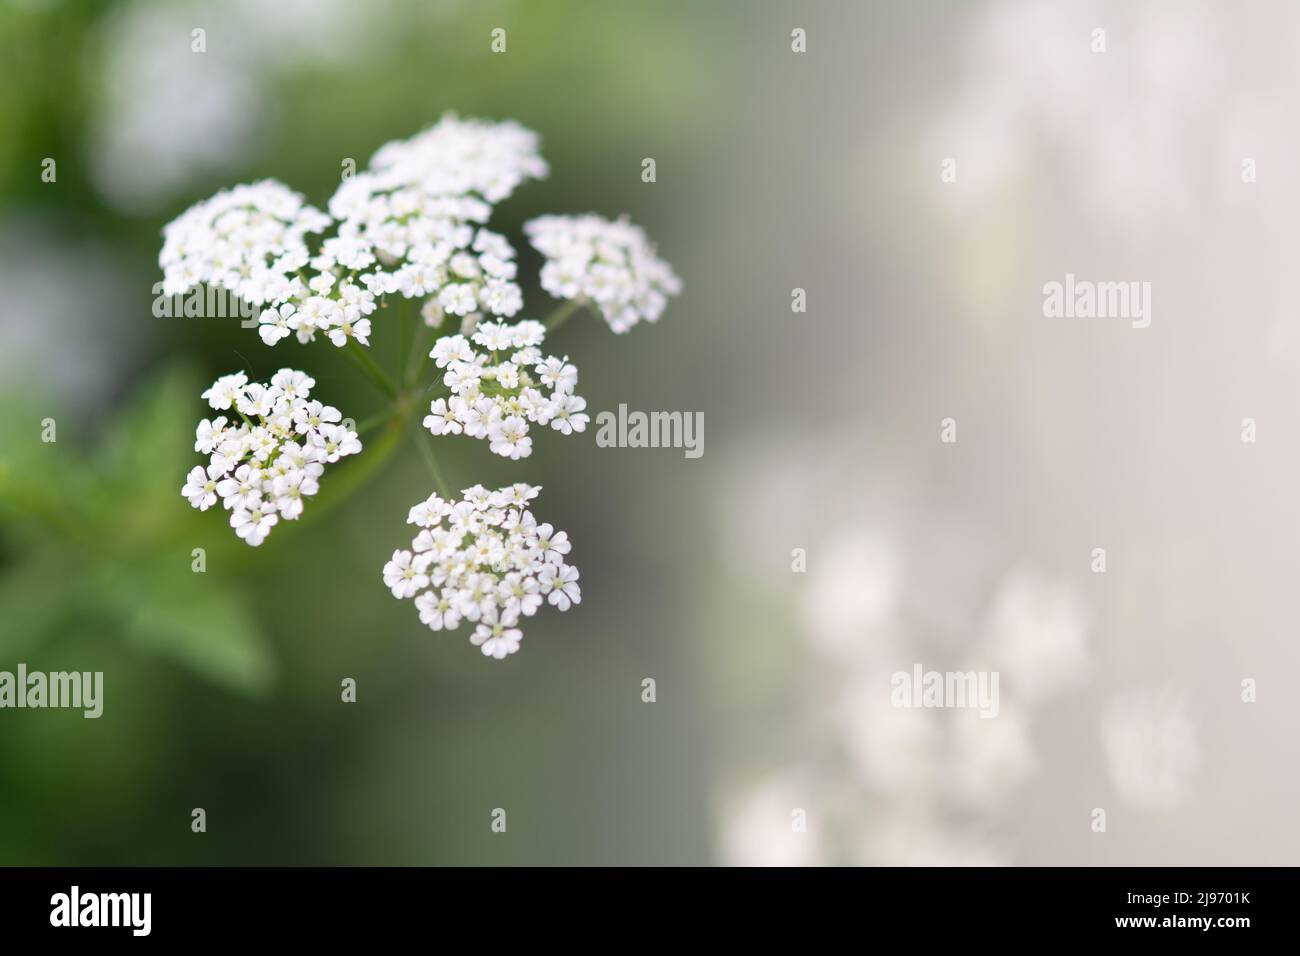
[181,463,222,511]
[407,493,449,527]
[327,317,371,347]
[231,503,279,547]
[458,399,493,439]
[194,417,227,454]
[439,283,478,316]
[548,393,588,434]
[540,562,581,611]
[498,573,543,618]
[471,610,523,659]
[423,398,462,436]
[431,334,475,368]
[535,356,577,394]
[258,304,296,346]
[237,382,282,418]
[216,463,263,511]
[293,399,341,434]
[201,372,248,411]
[534,522,571,563]
[488,415,532,459]
[311,423,362,462]
[272,471,319,519]
[270,368,315,401]
[415,590,459,631]
[383,549,429,599]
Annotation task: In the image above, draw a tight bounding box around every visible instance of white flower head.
[524,213,682,333]
[182,370,360,545]
[423,321,587,459]
[160,179,328,305]
[383,485,577,659]
[361,112,548,204]
[322,114,546,332]
[160,178,381,349]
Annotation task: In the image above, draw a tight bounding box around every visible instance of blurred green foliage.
[0,363,274,694]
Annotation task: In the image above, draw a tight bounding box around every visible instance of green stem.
[544,298,585,332]
[412,423,453,498]
[286,412,406,530]
[406,320,433,389]
[397,304,412,390]
[343,338,398,399]
[355,408,394,436]
[276,308,457,535]
[415,343,438,392]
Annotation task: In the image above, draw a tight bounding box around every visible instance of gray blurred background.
[0,0,1296,865]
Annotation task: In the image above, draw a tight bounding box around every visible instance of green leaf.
[0,546,78,657]
[93,558,276,697]
[96,363,203,501]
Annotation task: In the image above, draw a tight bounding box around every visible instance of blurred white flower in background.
[981,568,1091,701]
[720,770,825,867]
[944,704,1036,811]
[929,0,1223,234]
[837,669,938,794]
[804,529,902,661]
[1103,688,1200,812]
[91,0,382,213]
[713,438,1095,865]
[861,812,1008,867]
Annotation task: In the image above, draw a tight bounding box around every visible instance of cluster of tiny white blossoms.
[329,116,546,329]
[159,178,380,350]
[365,113,548,203]
[161,115,549,351]
[423,319,589,460]
[525,213,683,333]
[181,370,361,546]
[382,484,580,659]
[160,180,331,309]
[328,192,525,330]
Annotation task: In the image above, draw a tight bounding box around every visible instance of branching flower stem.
[413,423,453,497]
[320,300,593,525]
[397,304,414,391]
[326,327,454,518]
[405,322,434,390]
[285,411,405,531]
[543,298,586,332]
[344,338,398,399]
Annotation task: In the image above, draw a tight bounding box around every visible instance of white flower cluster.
[525,214,683,333]
[423,320,589,459]
[365,112,548,203]
[159,178,380,350]
[383,484,581,659]
[160,180,330,307]
[327,190,525,329]
[254,271,379,348]
[181,369,361,546]
[328,115,545,328]
[161,115,549,350]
